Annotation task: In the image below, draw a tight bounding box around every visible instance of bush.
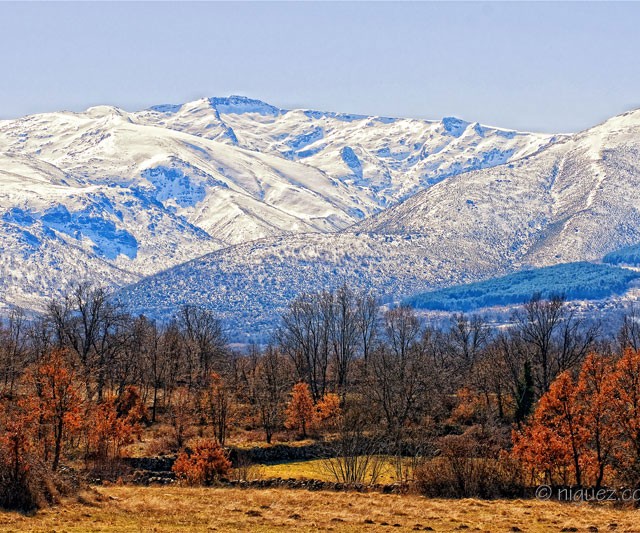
[230,455,264,482]
[0,436,59,511]
[415,455,525,499]
[0,402,55,511]
[172,438,231,486]
[320,405,386,485]
[145,435,179,456]
[415,428,525,498]
[0,461,51,511]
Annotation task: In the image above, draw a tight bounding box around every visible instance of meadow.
[1,486,639,533]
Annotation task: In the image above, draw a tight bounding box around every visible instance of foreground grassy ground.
[2,486,640,532]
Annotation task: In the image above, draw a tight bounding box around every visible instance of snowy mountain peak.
[441,116,469,137]
[598,107,640,127]
[208,95,283,116]
[84,105,128,118]
[146,95,283,117]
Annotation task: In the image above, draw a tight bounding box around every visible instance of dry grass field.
[1,486,640,532]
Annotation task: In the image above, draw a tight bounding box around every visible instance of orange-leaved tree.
[315,392,342,431]
[285,382,315,438]
[0,397,40,509]
[512,371,590,487]
[609,348,640,486]
[115,385,147,426]
[25,349,84,471]
[575,353,617,489]
[86,393,142,462]
[513,352,635,489]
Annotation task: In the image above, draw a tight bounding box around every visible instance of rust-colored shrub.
[172,438,231,486]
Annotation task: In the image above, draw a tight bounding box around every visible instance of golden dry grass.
[2,486,640,532]
[259,457,401,484]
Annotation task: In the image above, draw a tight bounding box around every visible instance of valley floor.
[1,486,639,532]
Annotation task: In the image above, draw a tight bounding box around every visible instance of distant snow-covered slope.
[118,108,640,341]
[0,96,550,311]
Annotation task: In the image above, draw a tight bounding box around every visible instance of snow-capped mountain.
[134,96,555,204]
[118,108,640,341]
[0,96,551,311]
[357,108,640,266]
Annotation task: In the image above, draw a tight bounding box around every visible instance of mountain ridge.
[0,95,553,313]
[116,104,640,341]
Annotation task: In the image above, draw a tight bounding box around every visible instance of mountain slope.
[118,108,640,341]
[0,96,550,311]
[358,109,640,266]
[117,232,488,341]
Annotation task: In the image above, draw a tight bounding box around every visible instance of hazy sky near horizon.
[1,1,639,133]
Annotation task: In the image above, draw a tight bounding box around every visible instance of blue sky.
[1,1,639,132]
